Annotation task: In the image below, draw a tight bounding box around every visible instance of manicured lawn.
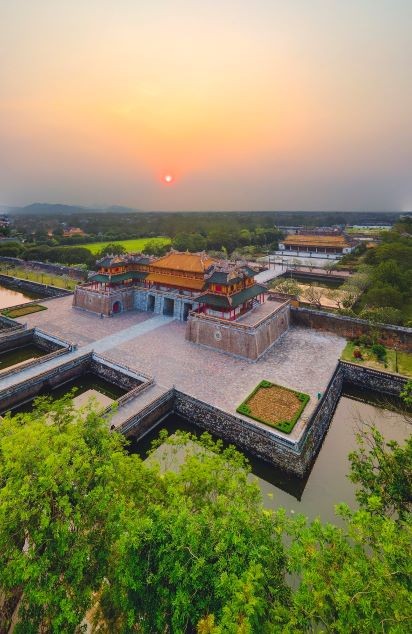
[341,341,412,377]
[0,266,78,290]
[76,237,171,255]
[2,304,47,318]
[237,380,310,434]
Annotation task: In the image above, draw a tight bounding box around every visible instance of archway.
[112,301,122,314]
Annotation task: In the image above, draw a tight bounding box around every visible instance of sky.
[0,0,411,212]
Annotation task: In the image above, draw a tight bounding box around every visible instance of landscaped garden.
[237,380,310,433]
[341,340,412,377]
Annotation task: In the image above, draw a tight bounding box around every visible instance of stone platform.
[16,295,345,443]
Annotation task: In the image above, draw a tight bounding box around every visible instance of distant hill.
[6,203,143,215]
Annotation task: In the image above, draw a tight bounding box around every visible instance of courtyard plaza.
[14,295,347,441]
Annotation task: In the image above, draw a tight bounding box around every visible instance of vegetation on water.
[1,304,47,318]
[341,341,412,377]
[0,395,410,632]
[237,380,310,433]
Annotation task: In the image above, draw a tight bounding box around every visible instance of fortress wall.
[291,307,412,351]
[185,303,290,361]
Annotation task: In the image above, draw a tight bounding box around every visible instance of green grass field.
[341,341,412,377]
[77,237,171,255]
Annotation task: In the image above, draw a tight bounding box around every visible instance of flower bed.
[236,380,310,434]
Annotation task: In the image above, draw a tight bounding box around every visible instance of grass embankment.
[2,305,47,318]
[74,237,171,255]
[341,342,412,377]
[0,266,77,290]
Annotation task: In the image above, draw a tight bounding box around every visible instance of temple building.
[73,251,266,320]
[279,232,355,257]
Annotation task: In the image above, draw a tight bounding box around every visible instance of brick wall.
[291,307,412,351]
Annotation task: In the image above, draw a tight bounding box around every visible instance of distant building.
[63,227,86,238]
[279,231,355,257]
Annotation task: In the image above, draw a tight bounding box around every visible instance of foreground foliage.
[0,397,411,633]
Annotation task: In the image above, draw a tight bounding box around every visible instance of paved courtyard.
[17,296,346,439]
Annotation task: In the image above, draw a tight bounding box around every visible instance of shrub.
[353,347,363,359]
[371,343,386,361]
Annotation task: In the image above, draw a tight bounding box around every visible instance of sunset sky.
[1,1,411,211]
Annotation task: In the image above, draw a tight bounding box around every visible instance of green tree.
[363,284,404,309]
[272,278,301,297]
[359,306,404,325]
[97,243,127,257]
[0,396,129,632]
[280,504,412,633]
[348,424,412,519]
[142,239,170,256]
[98,431,287,633]
[400,381,412,408]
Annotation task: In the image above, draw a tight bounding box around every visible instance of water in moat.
[0,344,46,370]
[7,373,126,415]
[132,389,410,524]
[0,283,41,310]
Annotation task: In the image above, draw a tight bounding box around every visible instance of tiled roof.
[146,272,206,290]
[197,283,267,309]
[89,271,147,283]
[282,235,350,247]
[207,271,242,285]
[151,251,215,273]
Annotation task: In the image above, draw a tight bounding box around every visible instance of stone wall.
[341,361,408,394]
[0,314,25,332]
[0,352,148,413]
[291,307,412,351]
[185,303,290,361]
[73,286,135,315]
[90,357,143,391]
[174,390,310,473]
[0,274,71,298]
[0,328,67,354]
[120,389,176,438]
[113,357,409,477]
[0,353,91,413]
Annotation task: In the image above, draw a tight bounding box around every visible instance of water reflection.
[0,283,41,310]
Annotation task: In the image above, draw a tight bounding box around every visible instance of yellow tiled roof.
[283,235,350,247]
[146,272,206,290]
[151,251,215,273]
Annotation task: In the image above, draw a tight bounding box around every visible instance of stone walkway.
[82,315,173,354]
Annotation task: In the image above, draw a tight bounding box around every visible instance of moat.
[134,391,410,524]
[0,283,41,309]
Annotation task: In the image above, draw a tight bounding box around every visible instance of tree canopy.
[0,396,410,633]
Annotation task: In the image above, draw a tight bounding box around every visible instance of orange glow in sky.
[0,1,411,211]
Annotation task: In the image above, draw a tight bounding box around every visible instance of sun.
[163,174,174,184]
